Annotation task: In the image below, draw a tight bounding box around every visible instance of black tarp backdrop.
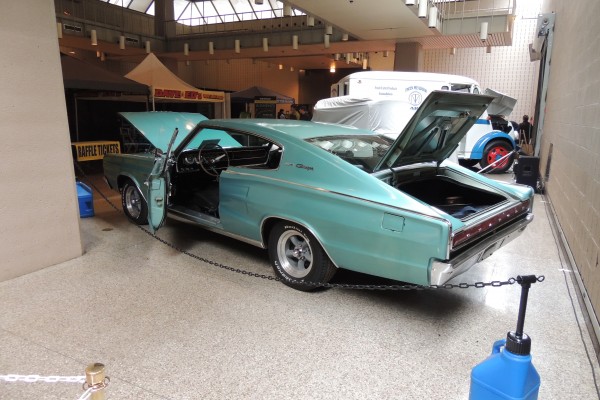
[60,53,150,143]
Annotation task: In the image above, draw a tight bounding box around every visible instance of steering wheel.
[198,143,229,177]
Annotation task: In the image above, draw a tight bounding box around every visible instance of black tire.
[121,180,148,225]
[458,159,479,168]
[480,140,514,174]
[267,222,336,291]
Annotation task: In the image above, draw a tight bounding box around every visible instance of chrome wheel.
[121,181,148,225]
[124,185,142,219]
[276,229,314,279]
[268,222,337,291]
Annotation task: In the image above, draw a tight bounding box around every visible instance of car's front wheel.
[121,180,148,225]
[480,140,514,173]
[268,222,336,291]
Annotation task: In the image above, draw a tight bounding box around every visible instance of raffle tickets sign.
[73,141,121,161]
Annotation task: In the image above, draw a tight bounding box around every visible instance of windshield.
[306,135,394,172]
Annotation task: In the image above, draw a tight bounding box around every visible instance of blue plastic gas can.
[470,337,540,399]
[470,275,542,400]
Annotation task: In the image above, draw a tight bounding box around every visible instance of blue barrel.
[76,181,94,218]
[470,337,540,400]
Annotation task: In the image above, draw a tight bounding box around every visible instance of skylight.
[98,0,305,25]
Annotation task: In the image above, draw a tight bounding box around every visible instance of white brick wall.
[423,1,542,121]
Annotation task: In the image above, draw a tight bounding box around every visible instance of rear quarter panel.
[220,139,451,285]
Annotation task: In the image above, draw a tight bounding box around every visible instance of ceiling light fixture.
[405,0,416,5]
[145,40,151,54]
[428,7,438,28]
[235,39,240,53]
[292,35,298,50]
[342,33,349,41]
[480,22,488,41]
[330,64,336,73]
[383,50,389,57]
[486,45,492,53]
[418,0,427,18]
[307,16,315,26]
[324,34,330,48]
[346,53,352,64]
[263,37,269,52]
[57,23,63,39]
[283,4,292,16]
[255,0,263,4]
[184,43,189,56]
[326,25,333,35]
[209,41,214,54]
[450,47,456,55]
[119,35,125,50]
[91,30,98,46]
[279,64,283,70]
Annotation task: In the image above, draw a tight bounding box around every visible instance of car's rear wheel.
[480,140,514,174]
[268,222,336,291]
[121,180,148,225]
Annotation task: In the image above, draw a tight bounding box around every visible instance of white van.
[316,71,518,173]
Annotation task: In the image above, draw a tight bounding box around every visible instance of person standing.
[289,104,300,120]
[278,109,286,119]
[519,115,533,144]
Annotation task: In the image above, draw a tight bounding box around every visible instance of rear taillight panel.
[451,199,531,250]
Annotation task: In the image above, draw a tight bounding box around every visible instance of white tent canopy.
[125,53,225,110]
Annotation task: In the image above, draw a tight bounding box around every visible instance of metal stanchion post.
[84,363,107,400]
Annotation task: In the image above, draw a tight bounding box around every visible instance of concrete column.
[155,0,175,38]
[393,42,423,72]
[0,0,83,281]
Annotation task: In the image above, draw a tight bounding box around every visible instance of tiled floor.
[1,173,599,399]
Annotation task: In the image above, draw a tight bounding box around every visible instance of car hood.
[374,91,493,171]
[119,112,208,151]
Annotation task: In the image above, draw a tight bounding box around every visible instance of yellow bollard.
[85,363,107,400]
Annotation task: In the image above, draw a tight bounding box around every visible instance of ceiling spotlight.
[119,35,125,50]
[307,16,315,26]
[292,35,298,50]
[145,40,151,54]
[418,0,427,18]
[428,7,438,28]
[330,64,336,73]
[480,22,489,41]
[90,30,97,46]
[209,41,214,55]
[184,43,189,56]
[263,37,269,52]
[235,39,240,53]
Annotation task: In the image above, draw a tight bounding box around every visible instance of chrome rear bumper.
[430,213,533,285]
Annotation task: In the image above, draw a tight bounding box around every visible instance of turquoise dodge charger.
[103,91,533,291]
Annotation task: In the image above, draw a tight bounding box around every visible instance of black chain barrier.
[75,163,544,291]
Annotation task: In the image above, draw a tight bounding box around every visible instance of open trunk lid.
[374,91,493,171]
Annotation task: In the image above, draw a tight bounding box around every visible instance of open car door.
[147,128,179,233]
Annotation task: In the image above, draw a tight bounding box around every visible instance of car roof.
[196,119,377,141]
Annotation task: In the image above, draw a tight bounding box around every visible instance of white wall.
[0,0,82,281]
[423,1,543,121]
[539,0,600,318]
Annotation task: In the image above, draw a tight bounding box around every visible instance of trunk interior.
[395,174,507,220]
